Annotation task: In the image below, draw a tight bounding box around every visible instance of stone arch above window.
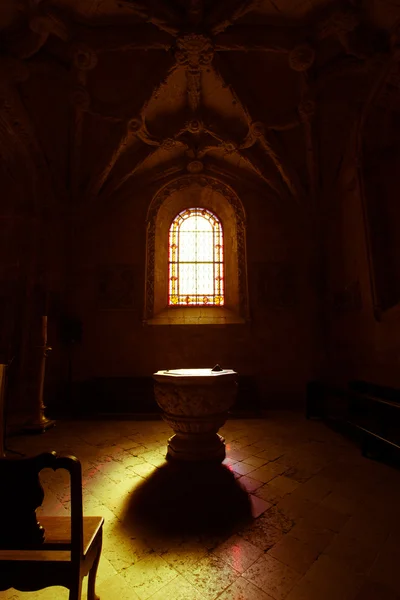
[144,175,249,325]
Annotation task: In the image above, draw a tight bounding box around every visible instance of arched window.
[145,176,248,325]
[168,208,224,306]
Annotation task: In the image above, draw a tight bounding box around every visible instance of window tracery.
[168,208,224,306]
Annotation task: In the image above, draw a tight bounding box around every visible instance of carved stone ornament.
[29,12,69,41]
[69,87,90,111]
[162,138,178,151]
[175,34,214,111]
[186,119,203,134]
[127,117,142,135]
[298,98,316,122]
[187,160,203,173]
[289,44,315,72]
[175,34,214,67]
[0,96,44,178]
[317,9,359,39]
[73,45,98,71]
[288,44,315,72]
[145,175,248,320]
[222,141,236,153]
[250,121,265,138]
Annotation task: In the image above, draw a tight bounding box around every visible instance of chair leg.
[69,576,83,600]
[88,531,103,600]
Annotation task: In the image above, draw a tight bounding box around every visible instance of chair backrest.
[0,452,83,559]
[0,365,6,457]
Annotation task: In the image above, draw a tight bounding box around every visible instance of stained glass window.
[169,208,224,306]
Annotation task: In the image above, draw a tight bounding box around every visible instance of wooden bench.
[306,380,400,461]
[0,451,104,599]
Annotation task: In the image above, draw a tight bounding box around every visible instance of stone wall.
[321,77,400,388]
[65,178,319,411]
[2,0,400,419]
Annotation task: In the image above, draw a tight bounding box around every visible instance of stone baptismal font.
[153,366,237,462]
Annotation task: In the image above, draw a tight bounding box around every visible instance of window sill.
[145,307,246,325]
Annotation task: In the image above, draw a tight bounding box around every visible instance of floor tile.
[160,541,209,574]
[250,494,272,518]
[289,519,335,553]
[300,503,349,533]
[97,553,118,584]
[184,554,239,600]
[255,447,286,461]
[5,414,400,600]
[275,495,315,522]
[323,532,380,573]
[255,482,283,504]
[223,457,238,467]
[268,533,321,574]
[141,451,167,467]
[212,534,262,573]
[268,476,300,496]
[122,554,178,599]
[102,530,152,570]
[238,475,264,493]
[218,577,276,600]
[261,505,295,533]
[239,520,284,551]
[232,462,257,476]
[247,444,269,454]
[243,554,301,600]
[96,573,141,600]
[369,534,400,594]
[288,476,332,503]
[340,512,390,546]
[353,580,400,600]
[243,456,269,468]
[130,462,158,478]
[286,554,364,600]
[249,464,287,484]
[150,574,206,600]
[226,448,254,461]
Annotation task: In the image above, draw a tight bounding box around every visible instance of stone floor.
[3,411,400,600]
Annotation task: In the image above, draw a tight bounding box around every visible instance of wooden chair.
[0,364,6,457]
[0,451,104,599]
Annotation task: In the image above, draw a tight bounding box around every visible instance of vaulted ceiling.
[1,0,400,213]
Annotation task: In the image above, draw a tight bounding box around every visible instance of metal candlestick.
[24,316,55,433]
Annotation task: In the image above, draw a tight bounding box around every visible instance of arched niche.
[144,175,249,325]
[359,59,400,318]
